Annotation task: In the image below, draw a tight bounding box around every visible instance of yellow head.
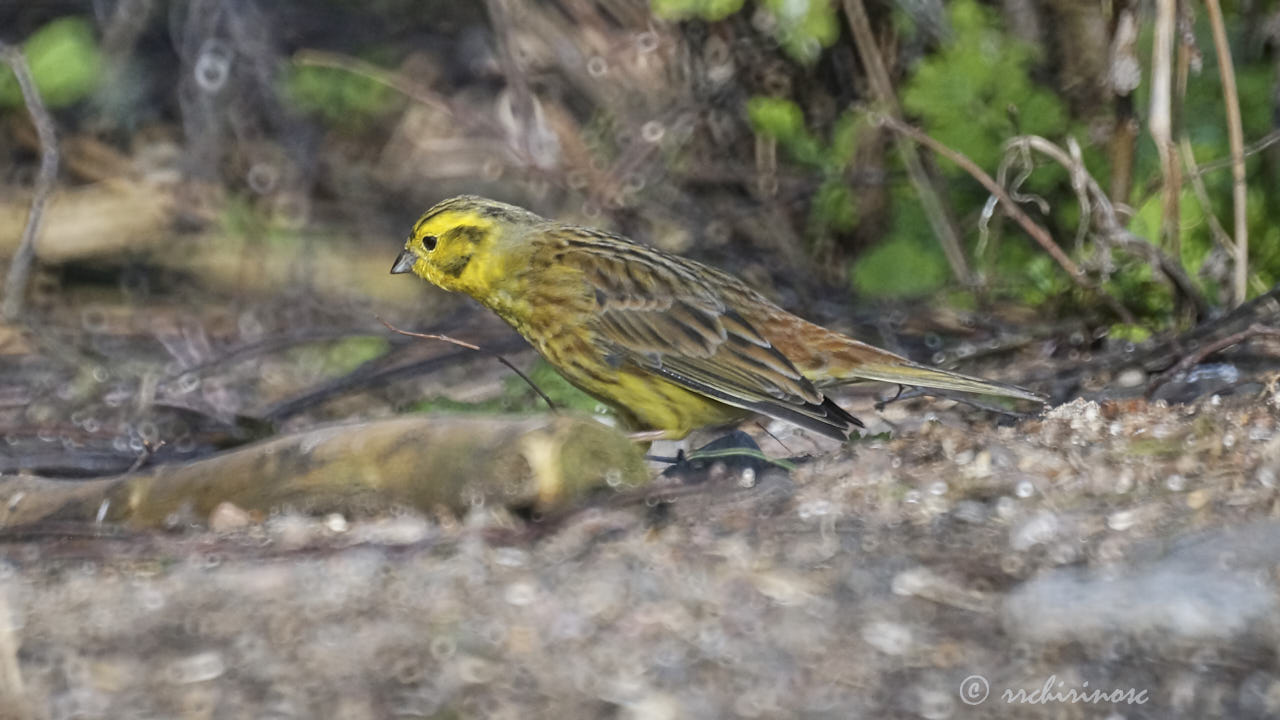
[390,195,544,297]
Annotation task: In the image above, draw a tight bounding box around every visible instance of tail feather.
[839,361,1047,403]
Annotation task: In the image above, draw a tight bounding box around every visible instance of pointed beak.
[390,249,416,275]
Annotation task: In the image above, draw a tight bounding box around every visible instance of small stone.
[208,502,251,531]
[324,513,349,533]
[1186,489,1211,510]
[1117,368,1147,387]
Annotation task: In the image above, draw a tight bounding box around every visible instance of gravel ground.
[3,392,1280,719]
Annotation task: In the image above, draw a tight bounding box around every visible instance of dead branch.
[1145,323,1280,398]
[0,415,648,530]
[0,42,59,321]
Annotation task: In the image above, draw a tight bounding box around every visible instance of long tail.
[750,312,1046,403]
[837,360,1046,403]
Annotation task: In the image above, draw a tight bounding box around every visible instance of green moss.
[762,0,840,63]
[650,0,745,22]
[1109,324,1151,343]
[326,337,390,373]
[747,97,823,165]
[653,0,837,63]
[0,17,102,109]
[851,234,950,298]
[902,0,1068,175]
[281,62,397,128]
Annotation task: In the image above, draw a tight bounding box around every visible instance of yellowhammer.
[391,195,1044,440]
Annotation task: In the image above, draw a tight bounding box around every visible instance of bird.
[391,195,1044,441]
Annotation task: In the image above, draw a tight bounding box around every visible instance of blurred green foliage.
[653,0,839,62]
[838,0,1078,299]
[651,0,745,22]
[901,0,1069,174]
[281,62,398,128]
[327,336,390,370]
[0,17,102,109]
[748,97,865,243]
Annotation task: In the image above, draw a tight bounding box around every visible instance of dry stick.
[1145,323,1280,398]
[377,317,557,412]
[0,43,59,321]
[877,117,1139,324]
[1194,129,1280,175]
[1204,0,1249,307]
[1179,137,1236,256]
[840,0,971,286]
[1149,0,1180,259]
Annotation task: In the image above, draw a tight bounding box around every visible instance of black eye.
[422,235,438,251]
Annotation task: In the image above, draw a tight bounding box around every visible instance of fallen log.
[0,414,648,529]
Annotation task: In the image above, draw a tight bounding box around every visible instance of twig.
[840,0,971,286]
[879,117,1080,277]
[1204,0,1249,307]
[377,317,557,412]
[292,49,452,115]
[1107,0,1140,204]
[126,440,167,473]
[0,42,60,321]
[1192,129,1280,175]
[1179,137,1236,257]
[1145,323,1280,398]
[1003,134,1209,319]
[1149,0,1180,257]
[876,116,1138,324]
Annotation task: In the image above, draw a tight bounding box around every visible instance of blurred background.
[6,4,1280,719]
[1,0,1277,473]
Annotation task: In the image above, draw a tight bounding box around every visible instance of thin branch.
[377,317,557,413]
[1193,129,1280,175]
[292,49,452,115]
[841,0,971,286]
[1146,323,1280,397]
[877,121,1069,271]
[875,117,1136,324]
[0,42,60,321]
[1004,134,1209,319]
[1204,0,1249,307]
[1179,137,1236,256]
[878,117,1081,278]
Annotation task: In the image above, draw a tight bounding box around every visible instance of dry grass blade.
[0,42,59,321]
[1203,0,1249,307]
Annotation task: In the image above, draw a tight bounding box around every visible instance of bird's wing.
[554,230,861,438]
